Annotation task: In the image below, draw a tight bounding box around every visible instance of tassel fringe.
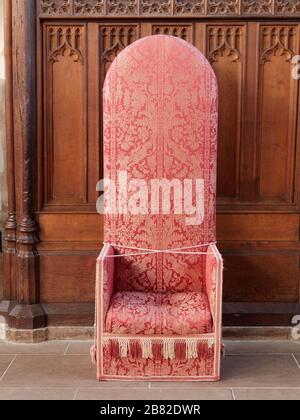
[142,338,153,359]
[186,340,198,359]
[163,339,176,360]
[102,337,216,360]
[119,338,130,358]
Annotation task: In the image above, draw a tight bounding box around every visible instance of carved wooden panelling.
[207,25,245,201]
[242,0,273,14]
[38,0,300,16]
[275,0,300,14]
[98,24,140,194]
[74,0,105,14]
[5,3,299,330]
[152,24,193,42]
[140,0,171,14]
[41,0,72,14]
[107,0,138,14]
[44,25,87,206]
[208,0,239,14]
[100,25,139,77]
[174,0,205,14]
[48,26,83,63]
[256,25,298,203]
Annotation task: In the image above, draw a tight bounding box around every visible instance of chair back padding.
[103,35,218,292]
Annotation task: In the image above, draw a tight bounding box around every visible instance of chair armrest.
[97,244,115,319]
[205,244,223,326]
[91,245,115,364]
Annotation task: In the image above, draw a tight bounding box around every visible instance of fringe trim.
[186,340,198,359]
[119,338,130,358]
[142,338,153,359]
[102,337,216,360]
[163,339,176,360]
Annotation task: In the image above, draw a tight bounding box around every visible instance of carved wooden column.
[0,0,16,318]
[6,0,46,332]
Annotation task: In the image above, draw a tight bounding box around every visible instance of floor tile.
[0,340,69,355]
[0,355,149,388]
[0,387,76,400]
[221,355,300,387]
[66,341,93,355]
[152,355,300,388]
[225,340,300,355]
[0,342,299,396]
[75,388,232,401]
[0,355,96,387]
[76,388,155,401]
[152,389,232,401]
[233,388,300,400]
[0,356,14,378]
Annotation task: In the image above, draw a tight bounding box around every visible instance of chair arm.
[91,245,115,363]
[205,244,223,325]
[97,244,115,319]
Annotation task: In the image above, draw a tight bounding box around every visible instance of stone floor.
[0,339,299,400]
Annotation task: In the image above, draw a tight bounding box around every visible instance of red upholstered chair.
[94,35,223,381]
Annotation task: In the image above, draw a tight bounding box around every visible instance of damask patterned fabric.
[105,291,213,335]
[102,348,215,379]
[96,35,223,381]
[103,35,218,292]
[112,250,206,293]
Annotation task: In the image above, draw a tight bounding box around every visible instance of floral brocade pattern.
[103,348,215,378]
[99,36,222,380]
[104,35,218,293]
[105,291,213,335]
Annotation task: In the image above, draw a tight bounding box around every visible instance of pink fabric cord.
[94,35,224,381]
[99,242,217,258]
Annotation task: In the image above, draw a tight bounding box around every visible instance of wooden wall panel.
[223,255,299,302]
[256,25,299,204]
[44,25,87,206]
[40,254,96,303]
[152,23,194,41]
[100,24,140,79]
[37,20,300,322]
[37,0,300,18]
[97,23,140,188]
[87,23,101,205]
[207,25,245,202]
[4,3,300,329]
[38,213,103,243]
[217,214,299,241]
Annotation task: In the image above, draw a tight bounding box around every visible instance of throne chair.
[93,35,223,381]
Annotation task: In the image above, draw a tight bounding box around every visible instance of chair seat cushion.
[105,291,213,335]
